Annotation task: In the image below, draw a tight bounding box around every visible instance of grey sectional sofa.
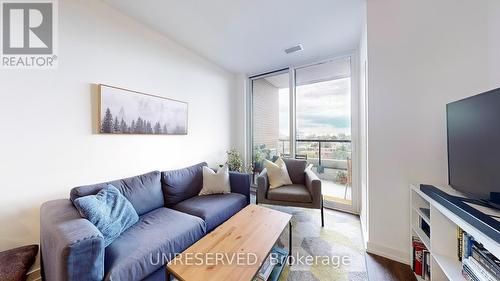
[40,162,250,281]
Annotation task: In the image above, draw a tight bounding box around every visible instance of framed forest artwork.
[99,85,188,135]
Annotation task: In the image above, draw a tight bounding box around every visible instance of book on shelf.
[462,231,474,259]
[459,229,500,281]
[257,254,275,281]
[458,227,464,261]
[471,243,500,277]
[422,250,431,280]
[463,258,497,281]
[462,263,479,281]
[412,236,428,277]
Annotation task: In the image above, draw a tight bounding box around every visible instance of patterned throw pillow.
[73,184,139,247]
[264,157,293,189]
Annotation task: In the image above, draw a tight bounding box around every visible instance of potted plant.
[253,149,262,170]
[253,145,270,171]
[226,149,253,173]
[317,165,325,173]
[336,170,348,185]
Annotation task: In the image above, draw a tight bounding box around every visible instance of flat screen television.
[447,87,500,205]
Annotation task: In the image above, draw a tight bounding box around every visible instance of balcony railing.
[254,139,352,201]
[277,139,351,167]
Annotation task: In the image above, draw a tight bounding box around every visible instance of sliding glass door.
[251,70,290,183]
[295,58,353,210]
[250,56,356,212]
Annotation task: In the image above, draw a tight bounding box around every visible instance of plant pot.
[317,165,325,173]
[253,162,262,171]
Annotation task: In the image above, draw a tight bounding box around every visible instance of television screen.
[447,88,500,200]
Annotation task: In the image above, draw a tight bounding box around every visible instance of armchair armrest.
[229,171,251,204]
[257,169,269,203]
[305,169,322,207]
[41,199,105,281]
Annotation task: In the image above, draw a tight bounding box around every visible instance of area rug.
[251,196,368,281]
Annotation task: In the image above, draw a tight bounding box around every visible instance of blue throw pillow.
[73,184,139,247]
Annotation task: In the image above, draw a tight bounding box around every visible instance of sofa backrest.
[70,171,163,216]
[161,162,206,207]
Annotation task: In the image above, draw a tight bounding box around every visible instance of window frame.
[246,52,360,214]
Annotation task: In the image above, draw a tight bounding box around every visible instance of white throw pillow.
[264,158,293,189]
[199,165,231,195]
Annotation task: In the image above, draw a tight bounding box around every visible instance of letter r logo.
[2,2,53,54]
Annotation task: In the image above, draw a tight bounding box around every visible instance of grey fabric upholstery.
[142,266,167,281]
[229,171,251,204]
[267,184,312,203]
[40,199,105,281]
[172,193,247,232]
[161,162,207,207]
[257,158,323,226]
[104,207,205,281]
[41,163,251,281]
[305,169,322,207]
[283,158,307,184]
[256,169,269,204]
[70,171,163,216]
[143,267,165,281]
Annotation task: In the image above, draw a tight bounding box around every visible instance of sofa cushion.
[267,184,312,203]
[71,171,163,216]
[283,158,307,184]
[161,162,207,207]
[104,207,206,281]
[172,193,246,232]
[143,268,165,281]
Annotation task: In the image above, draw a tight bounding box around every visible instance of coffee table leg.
[288,221,292,264]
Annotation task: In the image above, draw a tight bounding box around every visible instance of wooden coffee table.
[166,204,292,281]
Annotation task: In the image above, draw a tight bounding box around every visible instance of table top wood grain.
[166,204,292,281]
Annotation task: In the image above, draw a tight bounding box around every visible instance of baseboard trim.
[366,242,410,265]
[360,220,368,249]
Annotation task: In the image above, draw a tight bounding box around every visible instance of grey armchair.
[256,158,324,227]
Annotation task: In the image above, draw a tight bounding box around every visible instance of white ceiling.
[103,0,365,75]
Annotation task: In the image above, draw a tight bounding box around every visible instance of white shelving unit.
[409,184,500,281]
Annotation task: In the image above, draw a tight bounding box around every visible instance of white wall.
[366,0,500,263]
[231,74,248,162]
[0,0,236,260]
[358,6,368,243]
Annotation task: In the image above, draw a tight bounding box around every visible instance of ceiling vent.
[284,44,303,54]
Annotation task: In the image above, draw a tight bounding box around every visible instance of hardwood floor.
[250,191,415,280]
[365,253,417,281]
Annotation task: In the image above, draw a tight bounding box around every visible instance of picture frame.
[99,84,188,135]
